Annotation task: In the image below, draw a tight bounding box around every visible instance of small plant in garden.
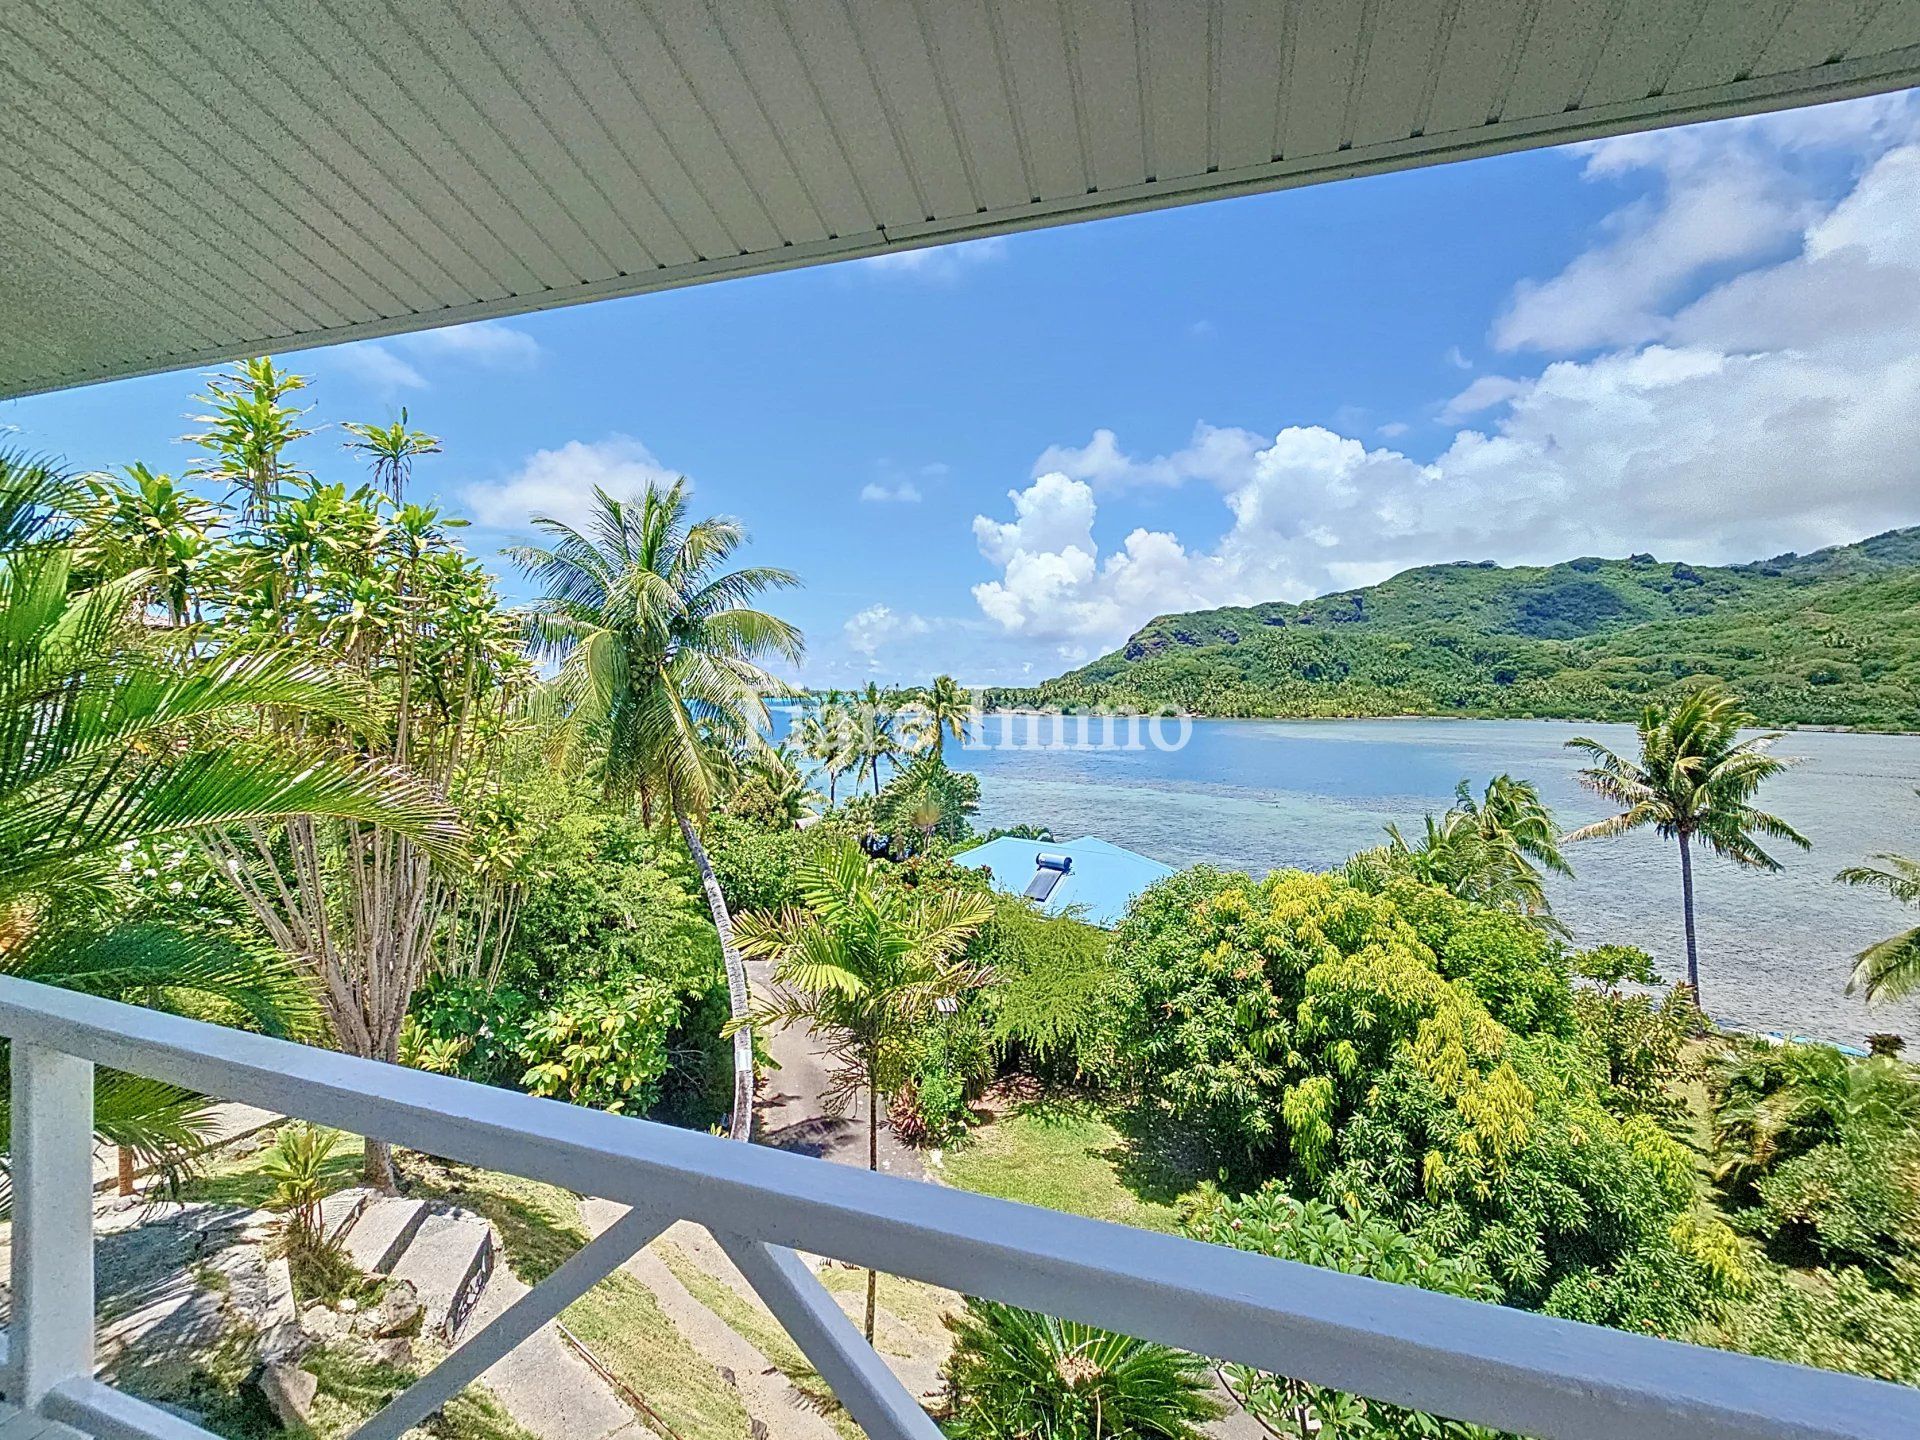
[942,1299,1221,1440]
[263,1124,359,1301]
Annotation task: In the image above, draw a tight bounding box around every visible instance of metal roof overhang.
[3,0,1918,400]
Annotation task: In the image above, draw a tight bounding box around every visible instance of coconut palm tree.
[1566,685,1808,1007]
[793,699,856,807]
[914,674,972,761]
[734,839,991,1338]
[0,450,463,1189]
[514,481,803,1141]
[1457,773,1571,882]
[1837,791,1920,1004]
[854,681,905,794]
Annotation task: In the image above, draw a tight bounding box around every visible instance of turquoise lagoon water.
[781,707,1920,1045]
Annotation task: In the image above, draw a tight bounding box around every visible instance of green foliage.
[873,755,982,851]
[1706,1265,1920,1386]
[991,531,1920,730]
[1571,983,1697,1119]
[736,840,993,1127]
[705,813,842,914]
[1836,790,1920,1004]
[891,1005,995,1146]
[977,897,1116,1079]
[1572,943,1662,987]
[516,975,685,1114]
[1182,1186,1506,1439]
[943,1299,1222,1440]
[1107,865,1735,1335]
[1707,1040,1920,1269]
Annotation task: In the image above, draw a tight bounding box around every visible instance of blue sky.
[5,91,1918,687]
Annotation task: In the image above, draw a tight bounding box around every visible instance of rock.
[358,1279,424,1339]
[366,1334,415,1369]
[300,1303,351,1344]
[337,1295,360,1314]
[255,1361,318,1430]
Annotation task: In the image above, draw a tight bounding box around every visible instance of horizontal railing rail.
[4,974,1919,1440]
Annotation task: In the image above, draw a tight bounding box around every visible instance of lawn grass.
[937,1093,1211,1233]
[561,1270,753,1440]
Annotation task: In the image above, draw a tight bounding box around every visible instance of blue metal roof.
[952,835,1175,928]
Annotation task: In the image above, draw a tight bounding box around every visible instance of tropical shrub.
[890,1004,994,1147]
[975,897,1116,1080]
[1109,866,1734,1334]
[516,975,685,1114]
[1706,1265,1920,1386]
[943,1300,1222,1440]
[1571,983,1697,1119]
[1181,1186,1506,1439]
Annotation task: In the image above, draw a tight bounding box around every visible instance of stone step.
[340,1196,430,1276]
[387,1208,494,1342]
[318,1187,374,1248]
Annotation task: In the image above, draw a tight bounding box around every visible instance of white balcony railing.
[3,974,1918,1440]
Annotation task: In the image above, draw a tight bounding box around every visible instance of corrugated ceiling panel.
[1501,0,1619,118]
[1284,0,1370,159]
[708,1,884,236]
[18,6,396,327]
[1062,0,1149,193]
[849,0,985,218]
[643,0,836,245]
[1214,0,1289,168]
[1422,0,1534,133]
[1581,0,1713,106]
[1849,0,1920,56]
[915,0,1035,213]
[1138,0,1213,180]
[782,0,932,228]
[992,0,1094,201]
[1753,0,1876,74]
[121,0,476,313]
[1347,0,1458,149]
[0,94,319,338]
[263,1,569,293]
[4,0,1918,398]
[1664,0,1797,93]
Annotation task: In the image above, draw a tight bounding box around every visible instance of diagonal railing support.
[717,1233,943,1440]
[350,1204,671,1440]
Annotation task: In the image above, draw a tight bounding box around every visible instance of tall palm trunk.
[865,1077,879,1343]
[678,804,754,1141]
[1678,830,1701,1006]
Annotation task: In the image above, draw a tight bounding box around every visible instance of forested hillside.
[990,528,1920,729]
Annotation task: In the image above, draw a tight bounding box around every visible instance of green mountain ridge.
[989,526,1920,730]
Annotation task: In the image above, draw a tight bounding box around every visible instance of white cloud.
[972,119,1920,655]
[335,342,428,392]
[1445,345,1474,371]
[1377,421,1411,438]
[1439,374,1528,421]
[860,480,923,503]
[856,236,1008,281]
[396,320,542,368]
[333,320,541,395]
[1494,93,1920,354]
[1032,423,1267,491]
[465,436,682,531]
[844,604,932,663]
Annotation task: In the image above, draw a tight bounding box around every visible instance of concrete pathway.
[750,961,924,1181]
[461,1258,645,1440]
